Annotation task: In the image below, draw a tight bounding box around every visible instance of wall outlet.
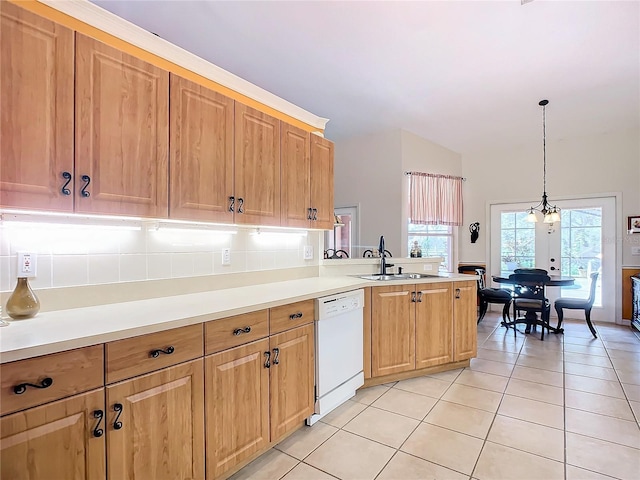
[221,248,231,266]
[632,246,640,256]
[423,263,433,271]
[303,245,313,260]
[17,252,37,278]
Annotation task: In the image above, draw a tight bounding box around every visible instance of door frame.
[485,192,623,324]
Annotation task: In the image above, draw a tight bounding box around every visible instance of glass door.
[491,196,615,321]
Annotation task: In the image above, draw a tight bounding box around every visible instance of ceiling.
[91,0,639,154]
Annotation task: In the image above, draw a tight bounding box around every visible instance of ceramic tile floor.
[230,314,640,480]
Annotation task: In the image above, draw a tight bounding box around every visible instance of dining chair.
[508,272,552,340]
[554,272,599,337]
[472,268,513,325]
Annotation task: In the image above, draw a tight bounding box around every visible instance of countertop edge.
[0,274,475,363]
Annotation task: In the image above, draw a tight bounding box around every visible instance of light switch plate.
[17,252,37,277]
[303,245,313,260]
[632,246,640,256]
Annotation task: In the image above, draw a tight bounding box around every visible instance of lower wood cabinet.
[106,359,205,480]
[1,388,106,480]
[205,323,314,479]
[371,281,475,379]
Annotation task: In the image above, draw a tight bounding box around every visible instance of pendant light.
[526,99,560,224]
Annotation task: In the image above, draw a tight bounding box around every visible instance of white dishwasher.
[307,288,364,425]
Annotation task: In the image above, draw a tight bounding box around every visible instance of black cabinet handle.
[92,410,104,437]
[272,347,280,365]
[150,346,175,358]
[233,326,251,336]
[113,403,123,430]
[264,351,271,368]
[237,197,244,214]
[312,208,318,221]
[289,312,303,320]
[411,292,416,303]
[455,288,461,299]
[14,377,53,395]
[80,175,91,197]
[61,172,72,195]
[417,291,423,302]
[228,196,235,212]
[307,208,313,220]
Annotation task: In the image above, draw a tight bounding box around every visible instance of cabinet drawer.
[205,310,269,355]
[1,345,104,416]
[106,324,203,383]
[270,299,314,334]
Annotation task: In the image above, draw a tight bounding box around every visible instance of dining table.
[492,274,575,334]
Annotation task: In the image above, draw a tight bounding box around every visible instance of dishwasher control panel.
[317,289,364,319]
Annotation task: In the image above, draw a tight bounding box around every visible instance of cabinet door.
[75,34,169,217]
[416,283,453,369]
[106,359,204,480]
[309,135,334,230]
[280,123,311,228]
[269,323,315,442]
[453,281,478,361]
[1,388,105,480]
[0,2,74,212]
[234,103,280,225]
[205,339,270,480]
[169,74,234,222]
[371,285,415,377]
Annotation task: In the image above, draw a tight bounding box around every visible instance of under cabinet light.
[251,228,307,237]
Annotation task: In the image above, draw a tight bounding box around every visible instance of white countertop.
[0,274,474,363]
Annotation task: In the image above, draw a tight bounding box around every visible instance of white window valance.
[408,172,464,226]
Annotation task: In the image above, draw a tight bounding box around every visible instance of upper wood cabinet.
[309,135,335,230]
[169,74,234,222]
[75,33,169,217]
[281,126,335,230]
[1,389,106,480]
[234,103,281,225]
[281,123,311,228]
[0,1,74,212]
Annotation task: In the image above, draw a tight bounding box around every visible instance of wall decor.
[629,215,640,233]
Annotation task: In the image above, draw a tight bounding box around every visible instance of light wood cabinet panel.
[106,359,204,480]
[0,1,74,212]
[205,338,270,480]
[234,103,280,225]
[371,285,415,377]
[309,135,334,230]
[75,33,168,218]
[169,74,234,222]
[281,123,311,228]
[1,388,106,480]
[205,310,269,355]
[269,323,315,442]
[363,287,372,379]
[453,281,477,361]
[1,345,104,416]
[105,324,203,384]
[416,283,453,369]
[269,299,314,335]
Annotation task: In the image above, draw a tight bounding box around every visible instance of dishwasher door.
[308,289,364,425]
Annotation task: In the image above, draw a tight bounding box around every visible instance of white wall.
[334,130,403,256]
[459,129,640,267]
[334,129,462,258]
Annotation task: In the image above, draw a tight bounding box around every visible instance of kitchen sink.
[358,273,439,281]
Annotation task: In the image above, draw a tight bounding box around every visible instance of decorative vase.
[6,278,40,320]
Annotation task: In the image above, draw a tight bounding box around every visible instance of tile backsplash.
[0,220,321,292]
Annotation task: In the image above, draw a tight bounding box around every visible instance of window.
[408,222,452,272]
[500,211,535,274]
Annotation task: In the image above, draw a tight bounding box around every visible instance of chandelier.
[526,99,560,224]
